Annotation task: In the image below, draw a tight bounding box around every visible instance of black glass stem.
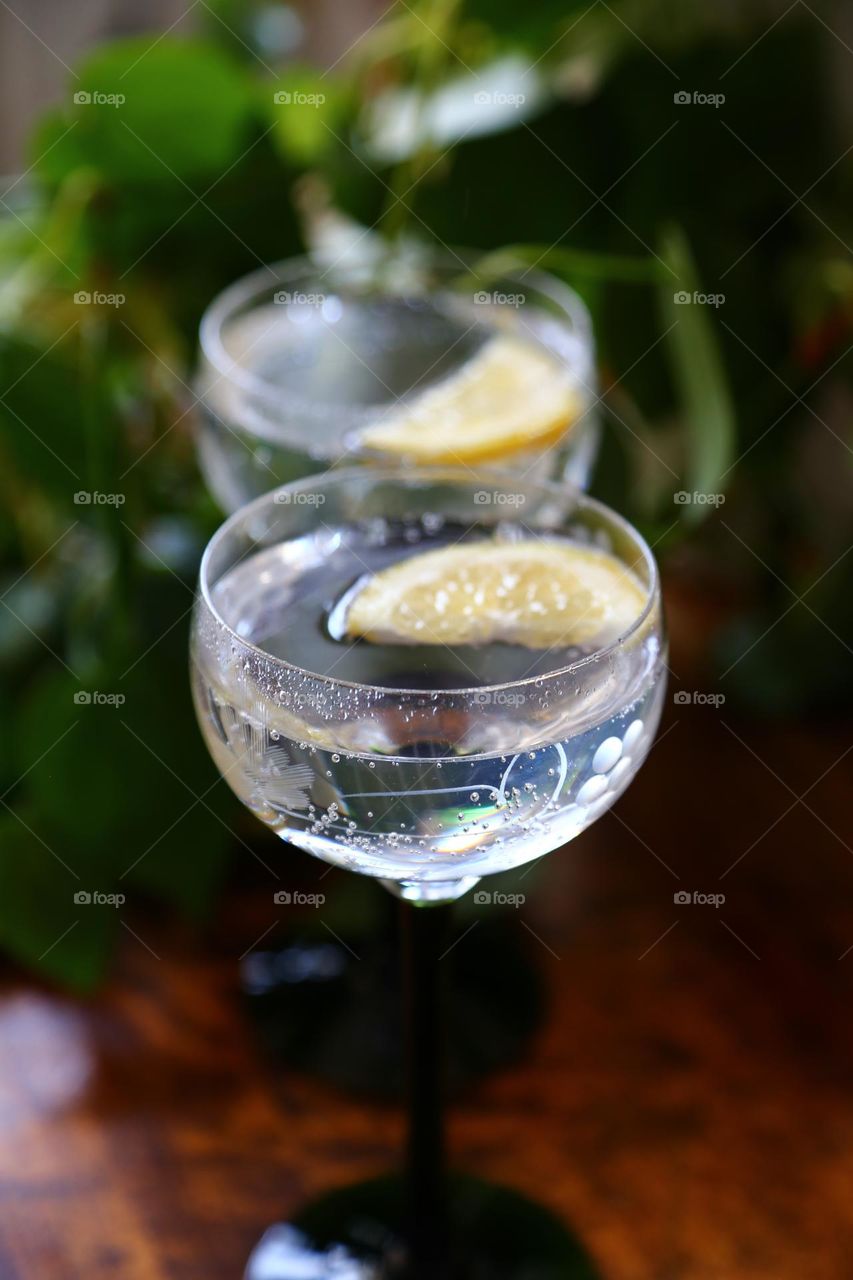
[401,901,451,1278]
[246,896,599,1280]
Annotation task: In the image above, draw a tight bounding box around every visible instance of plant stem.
[378,0,465,242]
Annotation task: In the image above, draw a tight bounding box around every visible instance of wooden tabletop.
[0,668,851,1277]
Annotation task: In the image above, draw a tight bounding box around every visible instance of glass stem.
[401,900,451,1277]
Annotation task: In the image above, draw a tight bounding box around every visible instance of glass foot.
[244,1176,599,1279]
[242,915,544,1098]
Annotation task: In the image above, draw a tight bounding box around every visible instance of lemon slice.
[357,335,583,464]
[345,540,646,651]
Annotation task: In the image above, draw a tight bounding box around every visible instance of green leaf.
[658,225,735,519]
[8,567,235,944]
[0,331,88,499]
[267,67,350,167]
[28,110,90,187]
[56,39,255,185]
[14,670,130,845]
[474,244,668,287]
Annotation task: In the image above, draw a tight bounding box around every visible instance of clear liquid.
[197,292,599,512]
[192,519,665,900]
[245,294,488,408]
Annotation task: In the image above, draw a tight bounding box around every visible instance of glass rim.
[197,466,662,699]
[196,246,595,412]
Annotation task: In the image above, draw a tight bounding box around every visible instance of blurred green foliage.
[0,36,306,986]
[0,0,850,985]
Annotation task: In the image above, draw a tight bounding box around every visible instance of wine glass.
[195,247,601,1094]
[191,467,666,1278]
[195,247,599,513]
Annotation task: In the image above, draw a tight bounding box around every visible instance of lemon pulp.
[345,539,646,651]
[357,335,583,464]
